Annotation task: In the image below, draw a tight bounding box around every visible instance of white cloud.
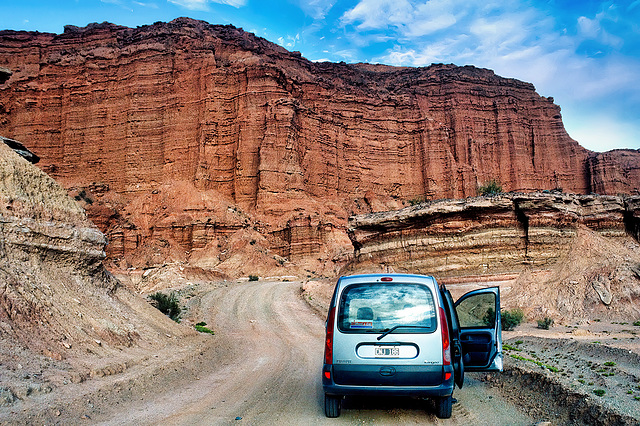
[297,0,336,20]
[341,0,413,30]
[577,10,624,50]
[337,0,640,151]
[168,0,246,11]
[133,1,159,7]
[384,34,470,66]
[277,33,300,49]
[168,0,209,10]
[405,13,456,37]
[212,0,246,5]
[577,16,599,38]
[406,0,459,36]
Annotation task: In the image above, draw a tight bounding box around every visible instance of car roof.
[337,273,438,287]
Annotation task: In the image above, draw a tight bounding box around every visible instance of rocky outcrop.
[0,66,10,84]
[0,19,638,271]
[347,192,640,277]
[1,135,39,163]
[587,149,640,196]
[0,141,191,372]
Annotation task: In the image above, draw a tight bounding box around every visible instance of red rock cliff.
[0,18,638,273]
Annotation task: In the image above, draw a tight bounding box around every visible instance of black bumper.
[322,363,454,398]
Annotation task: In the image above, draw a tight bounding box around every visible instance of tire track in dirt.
[97,280,536,425]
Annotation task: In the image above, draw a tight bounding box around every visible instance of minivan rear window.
[337,283,436,333]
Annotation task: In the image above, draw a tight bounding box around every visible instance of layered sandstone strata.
[347,192,640,277]
[0,19,638,270]
[0,142,191,365]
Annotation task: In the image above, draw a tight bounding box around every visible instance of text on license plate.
[375,346,400,357]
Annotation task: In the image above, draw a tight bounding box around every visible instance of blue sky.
[2,0,639,152]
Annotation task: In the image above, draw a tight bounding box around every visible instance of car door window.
[456,292,495,329]
[454,287,502,372]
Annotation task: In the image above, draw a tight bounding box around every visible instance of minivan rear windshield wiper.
[377,325,427,340]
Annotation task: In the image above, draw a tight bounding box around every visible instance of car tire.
[435,394,452,419]
[324,394,341,418]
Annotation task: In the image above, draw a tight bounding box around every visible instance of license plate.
[375,346,400,357]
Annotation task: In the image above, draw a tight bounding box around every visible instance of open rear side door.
[454,287,503,372]
[441,287,464,389]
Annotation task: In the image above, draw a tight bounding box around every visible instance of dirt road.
[88,280,535,425]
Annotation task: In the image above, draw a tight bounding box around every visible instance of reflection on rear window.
[337,283,436,333]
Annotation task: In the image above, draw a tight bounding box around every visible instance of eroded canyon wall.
[0,141,191,367]
[347,192,640,277]
[0,18,638,271]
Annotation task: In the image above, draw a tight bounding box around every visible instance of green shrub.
[537,317,554,330]
[503,344,522,351]
[478,179,503,196]
[604,361,616,367]
[194,324,215,335]
[633,321,640,327]
[148,292,181,321]
[593,389,606,397]
[501,309,524,331]
[509,354,558,372]
[484,308,524,331]
[248,275,259,281]
[408,197,426,206]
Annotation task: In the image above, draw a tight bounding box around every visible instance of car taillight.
[324,307,336,365]
[439,307,451,366]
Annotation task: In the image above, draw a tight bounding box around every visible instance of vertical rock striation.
[0,18,637,270]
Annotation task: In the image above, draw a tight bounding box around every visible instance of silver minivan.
[322,273,502,418]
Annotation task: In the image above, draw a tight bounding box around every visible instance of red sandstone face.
[0,18,638,271]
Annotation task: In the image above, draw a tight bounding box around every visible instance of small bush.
[148,292,181,321]
[484,308,523,330]
[604,361,616,367]
[248,275,259,282]
[537,317,554,330]
[478,179,503,196]
[593,389,606,397]
[509,354,558,372]
[194,324,215,335]
[633,321,640,327]
[501,309,524,331]
[408,197,426,206]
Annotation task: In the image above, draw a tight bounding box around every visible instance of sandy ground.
[497,321,640,424]
[0,280,531,425]
[2,279,640,425]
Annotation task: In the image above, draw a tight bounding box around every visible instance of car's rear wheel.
[324,393,341,418]
[435,394,452,419]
